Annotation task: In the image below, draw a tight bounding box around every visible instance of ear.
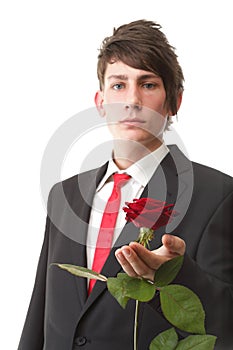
[168,91,183,117]
[176,91,183,112]
[94,91,105,117]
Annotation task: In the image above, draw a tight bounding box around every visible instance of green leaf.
[149,328,178,350]
[160,285,205,334]
[154,256,184,287]
[107,273,156,309]
[107,276,130,308]
[175,334,217,350]
[53,264,107,282]
[123,274,156,301]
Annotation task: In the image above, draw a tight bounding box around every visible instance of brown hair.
[97,19,184,115]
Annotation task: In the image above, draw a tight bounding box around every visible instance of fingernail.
[122,248,131,257]
[116,251,123,261]
[167,236,173,246]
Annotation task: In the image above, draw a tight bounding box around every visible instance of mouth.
[119,118,146,126]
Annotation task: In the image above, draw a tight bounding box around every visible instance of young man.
[18,20,233,350]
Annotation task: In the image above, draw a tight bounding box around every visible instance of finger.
[115,246,155,280]
[115,247,138,277]
[152,244,175,258]
[129,242,170,269]
[162,234,186,255]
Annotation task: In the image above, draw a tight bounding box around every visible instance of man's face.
[95,61,171,152]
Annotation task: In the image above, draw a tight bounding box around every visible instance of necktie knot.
[109,173,130,207]
[113,173,131,189]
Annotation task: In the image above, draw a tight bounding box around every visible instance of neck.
[112,139,162,170]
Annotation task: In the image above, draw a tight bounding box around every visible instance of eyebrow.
[107,73,160,81]
[107,74,128,81]
[137,74,160,82]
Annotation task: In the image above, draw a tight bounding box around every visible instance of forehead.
[104,60,161,82]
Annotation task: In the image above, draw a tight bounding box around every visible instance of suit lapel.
[165,145,194,233]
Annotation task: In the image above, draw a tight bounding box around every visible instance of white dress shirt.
[86,143,169,269]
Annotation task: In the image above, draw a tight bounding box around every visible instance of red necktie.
[88,173,130,294]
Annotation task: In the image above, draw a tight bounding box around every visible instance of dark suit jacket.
[18,145,233,350]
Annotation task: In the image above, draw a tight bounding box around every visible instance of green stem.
[133,228,153,349]
[134,300,139,350]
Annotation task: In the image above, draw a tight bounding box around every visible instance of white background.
[1,0,232,348]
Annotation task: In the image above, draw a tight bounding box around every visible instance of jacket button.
[75,336,87,346]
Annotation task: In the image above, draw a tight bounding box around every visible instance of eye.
[142,83,157,89]
[112,83,125,90]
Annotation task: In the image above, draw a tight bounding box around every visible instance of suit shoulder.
[192,161,232,182]
[49,163,108,197]
[192,161,233,193]
[168,144,233,192]
[49,170,89,195]
[46,168,98,213]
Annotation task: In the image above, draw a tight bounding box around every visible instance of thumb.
[162,234,186,256]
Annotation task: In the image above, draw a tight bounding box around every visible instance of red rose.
[123,198,177,231]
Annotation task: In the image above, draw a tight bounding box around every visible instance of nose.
[125,86,142,111]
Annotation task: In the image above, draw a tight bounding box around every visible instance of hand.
[115,234,186,281]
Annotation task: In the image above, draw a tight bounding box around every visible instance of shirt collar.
[127,143,169,186]
[96,143,169,191]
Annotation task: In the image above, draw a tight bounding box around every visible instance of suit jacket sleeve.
[150,190,233,349]
[17,199,52,350]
